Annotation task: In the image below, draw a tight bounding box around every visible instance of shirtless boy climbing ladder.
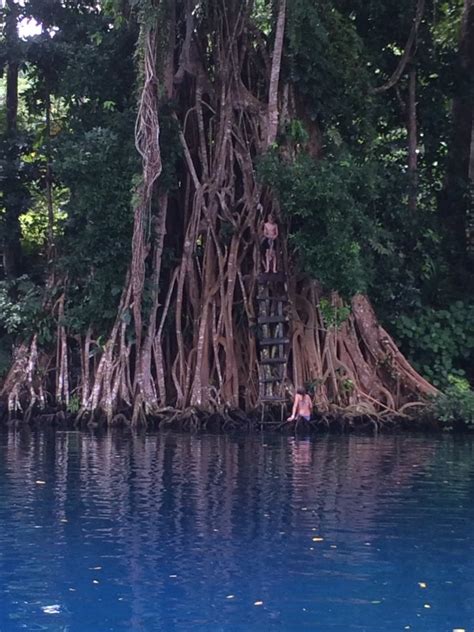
[262,213,279,273]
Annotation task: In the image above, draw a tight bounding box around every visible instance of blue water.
[0,431,473,631]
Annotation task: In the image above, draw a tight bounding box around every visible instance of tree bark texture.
[441,0,474,271]
[407,68,418,213]
[0,0,439,423]
[266,0,286,148]
[2,0,23,279]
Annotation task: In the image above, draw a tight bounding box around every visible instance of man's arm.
[288,393,301,420]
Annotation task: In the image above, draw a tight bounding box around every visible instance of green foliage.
[0,276,53,344]
[258,151,381,296]
[393,302,474,389]
[281,118,309,147]
[251,0,273,36]
[431,376,474,429]
[34,6,140,334]
[287,0,372,143]
[0,276,43,335]
[319,298,351,330]
[341,378,355,394]
[0,0,139,338]
[20,186,68,255]
[56,118,136,332]
[67,393,81,414]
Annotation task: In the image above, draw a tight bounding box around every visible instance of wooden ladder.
[256,272,290,421]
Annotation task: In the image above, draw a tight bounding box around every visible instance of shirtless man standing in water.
[288,387,313,422]
[262,213,279,273]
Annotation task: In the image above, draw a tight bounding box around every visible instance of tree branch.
[266,0,286,147]
[372,0,425,93]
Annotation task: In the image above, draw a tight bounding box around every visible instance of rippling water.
[0,430,473,631]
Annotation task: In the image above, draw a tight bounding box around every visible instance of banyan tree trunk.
[0,0,438,423]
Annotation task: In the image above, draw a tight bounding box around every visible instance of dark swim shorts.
[261,238,275,253]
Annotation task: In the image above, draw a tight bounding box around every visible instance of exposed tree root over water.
[0,401,445,435]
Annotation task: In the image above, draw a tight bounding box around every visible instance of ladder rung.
[257,315,288,324]
[260,396,287,403]
[257,272,287,283]
[259,337,290,345]
[259,358,287,365]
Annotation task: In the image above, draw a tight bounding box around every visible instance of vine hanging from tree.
[1,0,439,425]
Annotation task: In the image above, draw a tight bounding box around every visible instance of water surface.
[0,430,473,631]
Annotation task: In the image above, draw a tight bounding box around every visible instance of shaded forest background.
[0,0,473,423]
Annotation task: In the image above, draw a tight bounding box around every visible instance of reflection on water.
[0,430,473,631]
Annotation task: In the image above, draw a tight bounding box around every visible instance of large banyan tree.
[1,0,440,424]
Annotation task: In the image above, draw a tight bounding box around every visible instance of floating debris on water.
[42,605,60,614]
[254,601,263,606]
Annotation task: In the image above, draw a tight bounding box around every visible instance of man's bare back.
[288,389,313,421]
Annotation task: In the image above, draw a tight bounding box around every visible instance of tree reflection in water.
[0,429,473,631]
